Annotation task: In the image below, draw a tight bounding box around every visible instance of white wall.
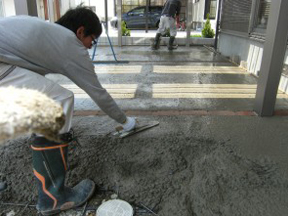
[192,0,217,31]
[192,0,205,22]
[74,0,115,21]
[60,0,76,16]
[2,0,114,21]
[3,0,16,17]
[36,0,45,19]
[218,32,288,93]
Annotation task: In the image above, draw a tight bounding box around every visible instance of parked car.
[110,6,163,29]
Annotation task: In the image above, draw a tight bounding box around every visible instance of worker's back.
[161,0,181,18]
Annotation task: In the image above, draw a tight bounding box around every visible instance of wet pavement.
[47,46,288,113]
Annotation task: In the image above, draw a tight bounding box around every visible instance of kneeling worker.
[0,6,136,215]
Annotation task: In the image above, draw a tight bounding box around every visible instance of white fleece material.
[0,87,65,143]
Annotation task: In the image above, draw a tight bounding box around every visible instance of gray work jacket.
[0,16,126,123]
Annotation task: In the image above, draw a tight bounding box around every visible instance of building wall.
[4,0,41,17]
[60,0,76,15]
[36,0,45,19]
[218,32,288,93]
[192,0,205,22]
[27,0,38,16]
[14,0,29,15]
[192,0,216,31]
[3,0,16,17]
[74,0,115,21]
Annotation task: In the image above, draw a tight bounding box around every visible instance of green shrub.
[202,14,215,38]
[121,21,130,36]
[190,34,202,38]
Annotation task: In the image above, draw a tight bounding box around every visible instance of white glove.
[121,117,136,132]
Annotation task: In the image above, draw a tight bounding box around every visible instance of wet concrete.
[1,115,288,215]
[1,46,288,215]
[91,46,228,63]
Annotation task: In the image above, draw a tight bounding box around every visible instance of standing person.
[152,0,181,50]
[0,7,136,215]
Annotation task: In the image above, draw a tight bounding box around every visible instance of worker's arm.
[70,66,136,131]
[68,63,126,123]
[57,34,136,130]
[64,46,136,131]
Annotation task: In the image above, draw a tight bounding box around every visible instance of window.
[254,0,271,33]
[204,0,217,19]
[150,6,162,13]
[130,7,145,15]
[121,0,165,13]
[0,0,4,17]
[220,0,252,34]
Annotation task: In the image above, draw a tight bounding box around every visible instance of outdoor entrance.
[109,0,188,38]
[91,0,194,62]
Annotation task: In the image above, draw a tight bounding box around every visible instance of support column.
[47,0,55,22]
[145,0,149,33]
[186,0,192,47]
[117,0,122,47]
[214,0,222,50]
[105,0,108,34]
[254,0,288,116]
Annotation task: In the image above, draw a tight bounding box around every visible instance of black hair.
[56,6,102,38]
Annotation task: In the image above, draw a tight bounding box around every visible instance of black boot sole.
[40,182,96,216]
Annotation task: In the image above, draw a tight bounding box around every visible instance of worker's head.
[56,6,102,49]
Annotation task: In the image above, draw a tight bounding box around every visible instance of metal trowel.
[113,120,159,138]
